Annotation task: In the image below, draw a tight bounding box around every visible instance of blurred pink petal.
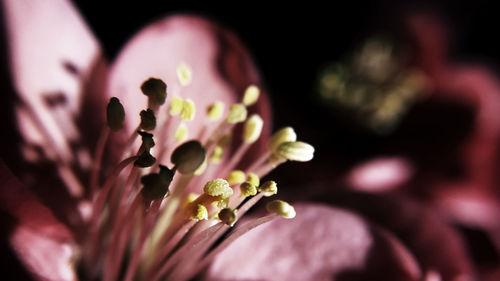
[1,161,76,281]
[2,0,105,164]
[206,203,421,281]
[347,157,414,192]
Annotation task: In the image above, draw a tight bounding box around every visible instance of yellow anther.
[246,172,260,187]
[240,181,257,197]
[266,200,296,219]
[174,123,188,142]
[177,62,192,86]
[243,114,264,143]
[193,156,207,176]
[203,178,233,199]
[180,99,195,121]
[218,208,238,226]
[226,103,247,124]
[207,101,225,121]
[169,96,183,116]
[209,146,224,164]
[258,180,277,197]
[183,192,200,208]
[190,204,208,220]
[269,127,297,152]
[277,141,315,162]
[242,84,260,106]
[227,170,246,185]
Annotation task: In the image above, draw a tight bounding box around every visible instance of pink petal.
[107,14,271,162]
[0,161,76,281]
[2,0,106,165]
[206,203,421,281]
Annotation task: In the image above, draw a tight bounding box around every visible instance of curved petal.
[107,14,271,163]
[0,161,76,281]
[206,203,421,281]
[316,190,475,281]
[2,0,106,166]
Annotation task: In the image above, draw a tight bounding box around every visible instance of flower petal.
[2,0,106,166]
[107,14,271,162]
[206,203,421,281]
[0,161,76,281]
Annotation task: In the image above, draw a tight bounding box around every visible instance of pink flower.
[1,0,315,280]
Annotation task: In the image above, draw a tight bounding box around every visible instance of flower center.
[77,63,313,281]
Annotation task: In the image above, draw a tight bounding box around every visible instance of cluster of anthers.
[81,63,314,281]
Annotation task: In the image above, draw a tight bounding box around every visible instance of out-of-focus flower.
[0,0,316,280]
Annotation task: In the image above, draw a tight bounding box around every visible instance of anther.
[266,200,296,219]
[106,97,125,131]
[138,131,155,150]
[203,178,233,199]
[171,140,206,174]
[218,208,238,226]
[140,165,174,201]
[258,180,277,196]
[206,101,225,120]
[141,78,167,105]
[176,62,192,86]
[269,127,297,152]
[180,99,195,121]
[209,146,224,164]
[169,96,183,116]
[140,109,156,131]
[242,84,260,106]
[277,141,315,162]
[226,104,247,124]
[246,172,260,187]
[190,204,208,220]
[174,123,188,142]
[227,170,246,185]
[240,181,257,197]
[134,151,156,168]
[193,156,207,176]
[243,114,263,143]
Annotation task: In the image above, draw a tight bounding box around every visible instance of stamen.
[242,84,260,106]
[140,109,157,131]
[243,114,263,143]
[169,96,183,116]
[268,126,297,152]
[246,172,260,187]
[180,99,195,121]
[134,151,156,167]
[266,200,296,218]
[227,170,246,185]
[209,146,224,164]
[176,62,192,86]
[203,178,233,199]
[218,208,238,226]
[106,97,125,131]
[141,78,167,106]
[140,165,174,201]
[174,123,188,142]
[258,180,278,196]
[138,131,155,150]
[277,141,315,162]
[171,140,206,174]
[226,103,247,124]
[240,181,257,197]
[190,204,208,220]
[206,101,225,120]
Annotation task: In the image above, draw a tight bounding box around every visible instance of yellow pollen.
[240,181,257,197]
[227,170,246,185]
[174,123,188,142]
[180,99,195,121]
[243,114,264,143]
[258,180,277,196]
[242,84,260,106]
[269,127,297,152]
[266,200,296,219]
[226,104,247,124]
[203,178,233,199]
[207,101,225,120]
[169,96,183,116]
[190,204,208,220]
[177,62,192,86]
[210,146,224,164]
